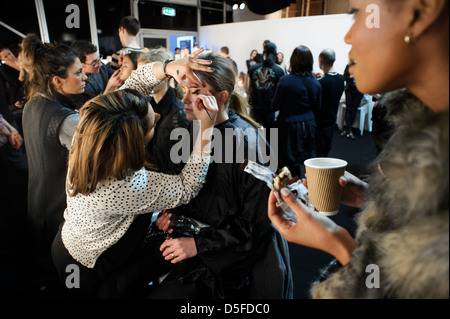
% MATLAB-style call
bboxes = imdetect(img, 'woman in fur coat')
[268,0,448,298]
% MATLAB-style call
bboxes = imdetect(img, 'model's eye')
[193,89,200,95]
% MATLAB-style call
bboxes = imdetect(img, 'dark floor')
[0,128,378,300]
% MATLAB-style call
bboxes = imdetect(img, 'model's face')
[83,51,102,74]
[57,58,87,96]
[120,55,135,82]
[181,82,215,122]
[345,0,412,94]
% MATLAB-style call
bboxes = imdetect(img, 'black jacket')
[147,87,190,174]
[174,111,293,298]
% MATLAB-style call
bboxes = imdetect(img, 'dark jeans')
[316,125,335,157]
[344,90,364,132]
[51,214,173,298]
[277,119,317,178]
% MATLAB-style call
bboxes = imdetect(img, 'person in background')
[0,109,22,150]
[20,34,87,251]
[268,0,448,299]
[370,93,394,155]
[0,44,24,108]
[316,48,345,157]
[271,45,322,178]
[237,71,247,99]
[0,44,26,134]
[110,16,144,70]
[246,42,285,136]
[277,52,287,73]
[180,47,190,58]
[253,40,271,65]
[174,47,181,60]
[219,46,238,74]
[341,63,364,140]
[137,48,191,175]
[70,40,123,109]
[119,51,140,83]
[246,49,258,71]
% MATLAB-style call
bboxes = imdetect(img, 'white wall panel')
[198,14,354,76]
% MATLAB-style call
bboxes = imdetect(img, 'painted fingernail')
[281,188,290,197]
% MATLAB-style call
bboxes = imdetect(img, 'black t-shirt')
[317,72,345,128]
[248,62,286,112]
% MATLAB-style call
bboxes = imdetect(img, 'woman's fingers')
[267,191,291,229]
[160,239,183,264]
[197,93,217,112]
[279,188,308,219]
[189,47,205,58]
[186,71,205,89]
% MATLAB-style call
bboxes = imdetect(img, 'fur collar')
[359,89,449,233]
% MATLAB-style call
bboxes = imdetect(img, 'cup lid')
[304,157,348,169]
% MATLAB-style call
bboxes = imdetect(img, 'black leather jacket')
[147,87,190,174]
[172,111,292,298]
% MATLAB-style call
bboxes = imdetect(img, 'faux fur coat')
[311,89,449,299]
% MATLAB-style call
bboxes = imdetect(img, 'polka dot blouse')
[62,63,209,269]
[62,154,209,268]
[119,62,162,97]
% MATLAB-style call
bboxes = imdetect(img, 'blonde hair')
[68,89,152,196]
[196,53,260,129]
[138,48,184,100]
[138,47,172,65]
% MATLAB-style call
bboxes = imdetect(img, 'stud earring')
[404,34,413,44]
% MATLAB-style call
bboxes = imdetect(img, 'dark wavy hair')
[20,33,79,100]
[289,45,314,77]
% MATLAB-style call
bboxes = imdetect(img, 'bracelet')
[162,59,174,79]
[318,259,343,283]
[193,148,212,154]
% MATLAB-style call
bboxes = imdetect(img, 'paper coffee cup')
[304,158,347,216]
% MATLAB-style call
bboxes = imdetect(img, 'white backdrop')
[198,13,354,76]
